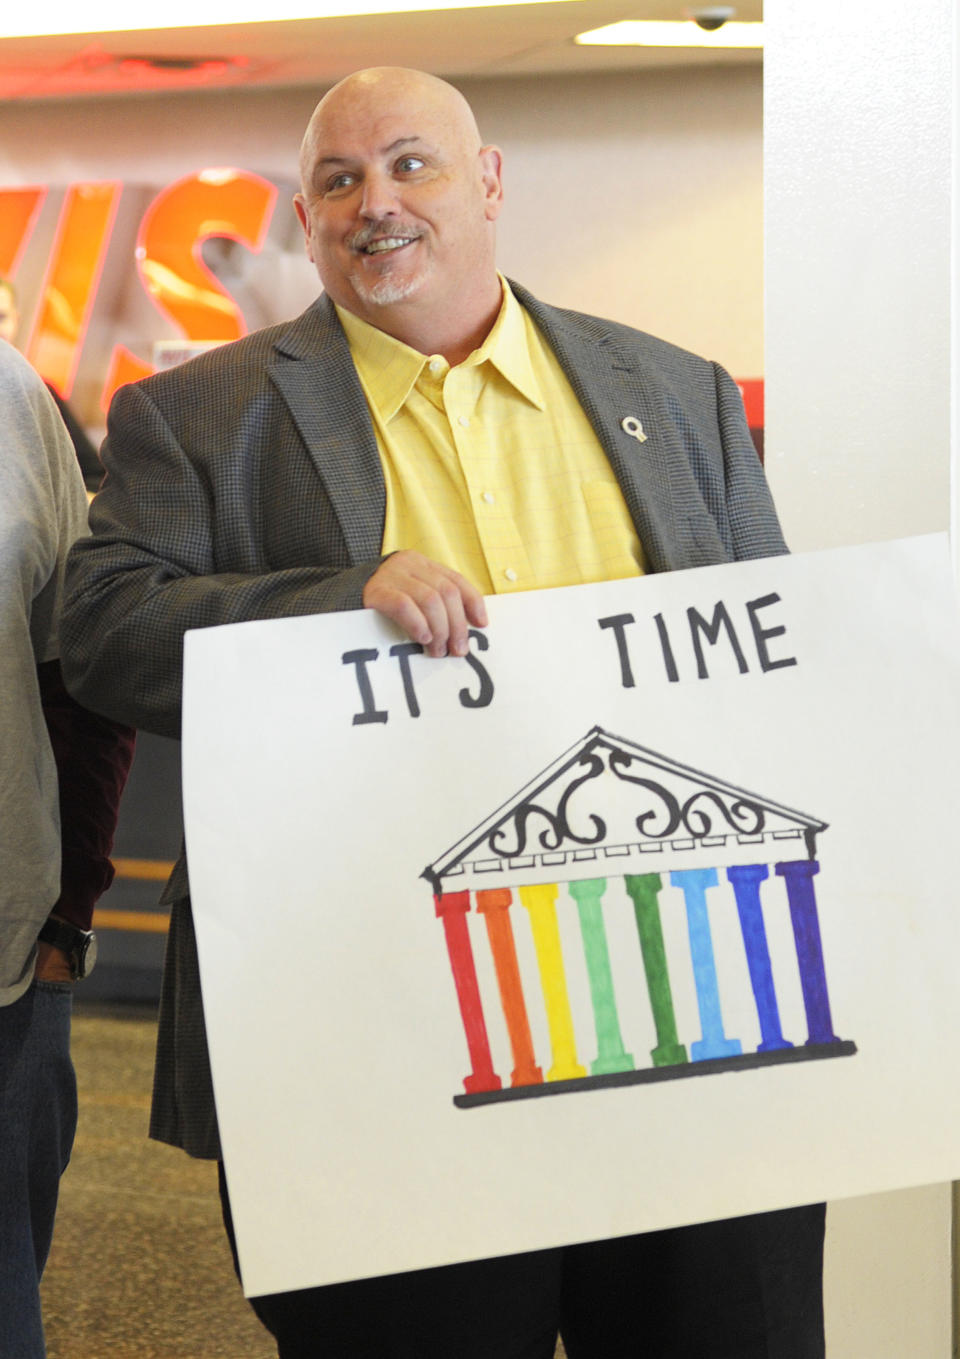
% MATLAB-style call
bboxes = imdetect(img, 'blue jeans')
[0,982,77,1359]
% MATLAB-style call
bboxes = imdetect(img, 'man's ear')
[479,146,505,221]
[293,195,316,263]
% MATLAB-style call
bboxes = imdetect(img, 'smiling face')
[294,68,504,360]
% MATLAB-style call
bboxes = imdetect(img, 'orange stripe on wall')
[112,857,175,881]
[94,908,170,934]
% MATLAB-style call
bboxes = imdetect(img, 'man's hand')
[362,551,488,659]
[35,941,73,983]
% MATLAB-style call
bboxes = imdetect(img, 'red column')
[434,891,502,1095]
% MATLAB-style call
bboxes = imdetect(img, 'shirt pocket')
[581,480,647,580]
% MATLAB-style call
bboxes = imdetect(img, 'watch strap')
[38,918,95,979]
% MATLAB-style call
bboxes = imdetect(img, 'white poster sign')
[182,534,960,1298]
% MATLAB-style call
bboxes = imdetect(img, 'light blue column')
[726,864,793,1052]
[670,868,742,1061]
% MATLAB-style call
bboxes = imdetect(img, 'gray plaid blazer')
[62,282,786,1159]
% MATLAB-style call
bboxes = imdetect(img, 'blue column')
[726,864,792,1052]
[776,859,838,1045]
[670,868,742,1061]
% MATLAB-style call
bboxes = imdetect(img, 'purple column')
[775,859,838,1045]
[726,864,792,1052]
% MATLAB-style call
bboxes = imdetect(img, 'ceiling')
[0,0,760,100]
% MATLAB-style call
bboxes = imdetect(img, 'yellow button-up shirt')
[336,280,645,594]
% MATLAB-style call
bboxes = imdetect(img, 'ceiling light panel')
[575,20,763,47]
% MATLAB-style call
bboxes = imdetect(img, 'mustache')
[347,221,420,251]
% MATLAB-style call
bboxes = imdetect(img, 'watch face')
[76,931,97,980]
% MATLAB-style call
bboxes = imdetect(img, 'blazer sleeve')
[711,361,787,563]
[60,380,383,739]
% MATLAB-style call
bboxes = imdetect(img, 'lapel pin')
[621,415,648,443]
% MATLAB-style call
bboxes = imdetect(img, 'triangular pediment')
[423,726,826,893]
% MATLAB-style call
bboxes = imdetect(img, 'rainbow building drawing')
[422,727,856,1108]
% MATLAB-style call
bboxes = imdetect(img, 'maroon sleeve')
[37,658,136,931]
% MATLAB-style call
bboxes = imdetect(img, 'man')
[61,67,823,1359]
[0,341,133,1359]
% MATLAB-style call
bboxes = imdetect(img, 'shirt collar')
[335,303,426,425]
[472,276,545,411]
[335,276,546,425]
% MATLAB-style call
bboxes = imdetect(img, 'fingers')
[362,551,488,658]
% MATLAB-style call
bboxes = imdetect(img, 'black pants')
[219,1166,825,1359]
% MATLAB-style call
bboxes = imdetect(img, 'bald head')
[292,66,505,362]
[299,68,484,197]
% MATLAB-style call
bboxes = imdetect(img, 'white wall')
[465,70,763,377]
[765,1,956,1354]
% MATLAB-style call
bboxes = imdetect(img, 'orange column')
[476,889,543,1088]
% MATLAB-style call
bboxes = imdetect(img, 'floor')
[40,1005,567,1359]
[40,1005,275,1359]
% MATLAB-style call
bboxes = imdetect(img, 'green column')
[568,878,635,1076]
[624,873,688,1067]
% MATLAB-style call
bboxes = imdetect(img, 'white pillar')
[764,1,956,1354]
[953,0,960,587]
[765,0,952,552]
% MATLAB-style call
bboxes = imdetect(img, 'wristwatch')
[38,918,98,980]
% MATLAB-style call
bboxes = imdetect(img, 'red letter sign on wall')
[0,186,47,277]
[25,182,123,400]
[102,167,277,409]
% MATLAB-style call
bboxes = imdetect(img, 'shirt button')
[457,415,470,428]
[482,491,495,505]
[504,567,518,582]
[428,357,444,375]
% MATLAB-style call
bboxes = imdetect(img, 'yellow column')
[519,883,587,1082]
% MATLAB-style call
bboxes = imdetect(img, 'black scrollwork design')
[487,752,607,858]
[483,743,768,858]
[608,749,765,842]
[681,791,765,837]
[607,749,682,838]
[488,803,561,858]
[550,753,607,848]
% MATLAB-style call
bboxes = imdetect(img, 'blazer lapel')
[267,296,386,565]
[510,282,725,574]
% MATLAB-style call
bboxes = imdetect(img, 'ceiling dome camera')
[688,6,736,30]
